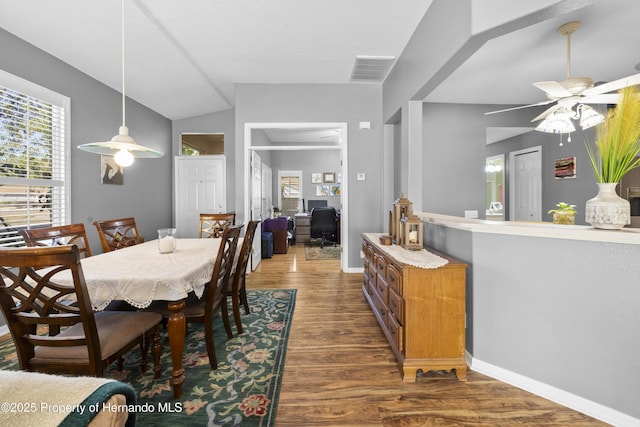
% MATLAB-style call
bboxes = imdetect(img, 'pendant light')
[77,0,162,166]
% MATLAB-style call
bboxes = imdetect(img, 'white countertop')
[416,212,640,245]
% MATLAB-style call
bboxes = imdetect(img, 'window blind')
[280,175,301,214]
[0,76,69,248]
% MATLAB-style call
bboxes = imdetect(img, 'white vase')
[585,183,630,229]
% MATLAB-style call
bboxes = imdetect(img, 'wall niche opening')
[181,133,224,156]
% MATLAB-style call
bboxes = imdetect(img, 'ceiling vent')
[350,55,396,82]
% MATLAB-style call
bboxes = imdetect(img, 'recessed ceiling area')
[0,0,433,120]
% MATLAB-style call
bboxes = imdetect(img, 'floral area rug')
[304,245,341,260]
[0,289,296,427]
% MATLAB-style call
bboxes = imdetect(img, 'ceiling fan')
[486,21,640,130]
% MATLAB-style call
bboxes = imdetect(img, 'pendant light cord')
[121,0,126,128]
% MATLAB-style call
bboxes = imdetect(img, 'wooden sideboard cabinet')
[362,233,468,381]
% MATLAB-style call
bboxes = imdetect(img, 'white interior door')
[510,147,541,222]
[262,164,272,219]
[175,156,226,238]
[251,151,262,270]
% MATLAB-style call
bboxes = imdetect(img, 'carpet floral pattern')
[0,289,296,427]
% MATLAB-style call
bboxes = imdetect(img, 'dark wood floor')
[248,245,608,427]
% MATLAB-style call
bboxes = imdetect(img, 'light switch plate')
[357,173,366,181]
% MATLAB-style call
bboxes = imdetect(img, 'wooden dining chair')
[0,245,163,378]
[198,213,236,238]
[227,220,259,334]
[145,224,242,369]
[19,223,93,259]
[92,217,144,252]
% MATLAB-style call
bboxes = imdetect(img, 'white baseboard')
[343,267,364,274]
[469,356,640,427]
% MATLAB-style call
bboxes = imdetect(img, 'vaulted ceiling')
[2,0,639,128]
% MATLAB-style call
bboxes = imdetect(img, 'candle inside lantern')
[409,230,418,243]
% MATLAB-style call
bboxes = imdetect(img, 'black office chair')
[310,207,337,248]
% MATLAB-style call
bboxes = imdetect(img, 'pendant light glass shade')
[77,0,162,166]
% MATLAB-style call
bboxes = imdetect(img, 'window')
[0,70,70,247]
[279,171,302,217]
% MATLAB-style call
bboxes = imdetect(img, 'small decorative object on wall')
[323,172,336,183]
[316,185,330,196]
[554,157,576,179]
[337,173,342,183]
[100,155,124,185]
[311,173,322,184]
[330,184,341,196]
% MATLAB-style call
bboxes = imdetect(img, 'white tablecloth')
[63,238,221,310]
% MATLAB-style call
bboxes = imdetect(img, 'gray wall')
[421,99,603,224]
[0,27,172,328]
[425,221,640,422]
[269,150,341,213]
[0,27,172,253]
[172,108,236,213]
[487,125,600,224]
[234,83,384,269]
[422,103,487,217]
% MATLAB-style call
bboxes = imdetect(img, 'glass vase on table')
[158,228,177,253]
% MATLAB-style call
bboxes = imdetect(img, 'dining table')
[54,237,222,399]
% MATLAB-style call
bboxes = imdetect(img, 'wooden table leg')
[167,300,186,399]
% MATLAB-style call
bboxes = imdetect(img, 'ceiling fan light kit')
[486,20,640,137]
[77,0,162,167]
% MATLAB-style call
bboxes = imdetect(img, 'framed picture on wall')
[554,157,576,179]
[311,173,322,183]
[330,184,341,196]
[316,185,330,196]
[323,172,336,183]
[100,155,124,185]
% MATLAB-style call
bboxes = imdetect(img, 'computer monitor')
[307,199,328,212]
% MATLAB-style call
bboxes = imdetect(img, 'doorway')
[244,122,348,271]
[509,146,542,222]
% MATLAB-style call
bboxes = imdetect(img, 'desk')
[55,238,220,398]
[295,212,340,245]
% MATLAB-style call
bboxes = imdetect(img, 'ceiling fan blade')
[581,94,621,104]
[532,81,572,98]
[485,99,555,116]
[582,73,640,97]
[531,104,563,122]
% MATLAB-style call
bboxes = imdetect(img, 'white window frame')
[277,170,302,216]
[0,70,71,246]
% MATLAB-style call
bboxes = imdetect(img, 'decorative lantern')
[400,214,423,251]
[392,193,413,244]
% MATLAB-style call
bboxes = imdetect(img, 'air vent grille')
[350,55,396,82]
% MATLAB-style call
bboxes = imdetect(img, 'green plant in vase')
[584,86,640,229]
[547,202,577,225]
